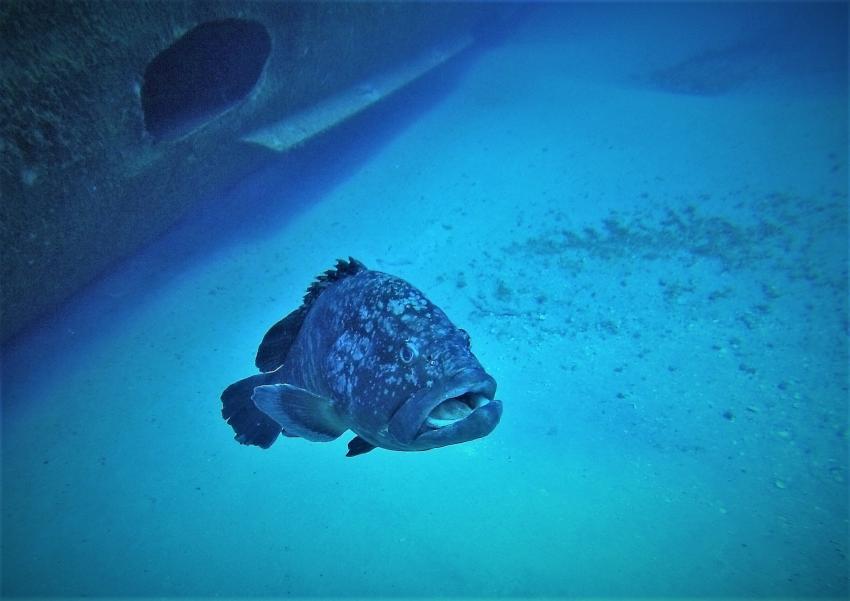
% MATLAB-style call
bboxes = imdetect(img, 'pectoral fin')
[252,384,347,442]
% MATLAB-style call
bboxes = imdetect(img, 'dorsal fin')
[255,305,309,371]
[255,257,366,371]
[302,257,367,306]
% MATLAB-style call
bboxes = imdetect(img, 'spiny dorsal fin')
[303,257,366,306]
[255,257,366,371]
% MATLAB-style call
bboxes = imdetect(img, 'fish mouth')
[388,368,502,449]
[421,379,497,431]
[411,372,502,448]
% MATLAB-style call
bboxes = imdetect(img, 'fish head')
[383,327,502,452]
[325,273,502,451]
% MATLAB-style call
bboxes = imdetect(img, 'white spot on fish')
[388,299,406,316]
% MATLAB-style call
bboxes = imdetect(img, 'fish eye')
[399,341,417,363]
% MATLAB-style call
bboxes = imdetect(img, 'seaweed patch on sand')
[466,191,847,345]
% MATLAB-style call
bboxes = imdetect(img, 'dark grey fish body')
[221,258,502,456]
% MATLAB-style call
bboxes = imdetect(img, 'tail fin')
[221,372,282,448]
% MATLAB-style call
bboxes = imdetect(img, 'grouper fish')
[221,258,502,456]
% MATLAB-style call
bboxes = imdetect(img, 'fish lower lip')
[416,398,503,446]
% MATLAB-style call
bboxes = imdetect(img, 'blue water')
[2,3,848,597]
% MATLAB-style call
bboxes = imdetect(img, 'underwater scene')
[1,2,848,598]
